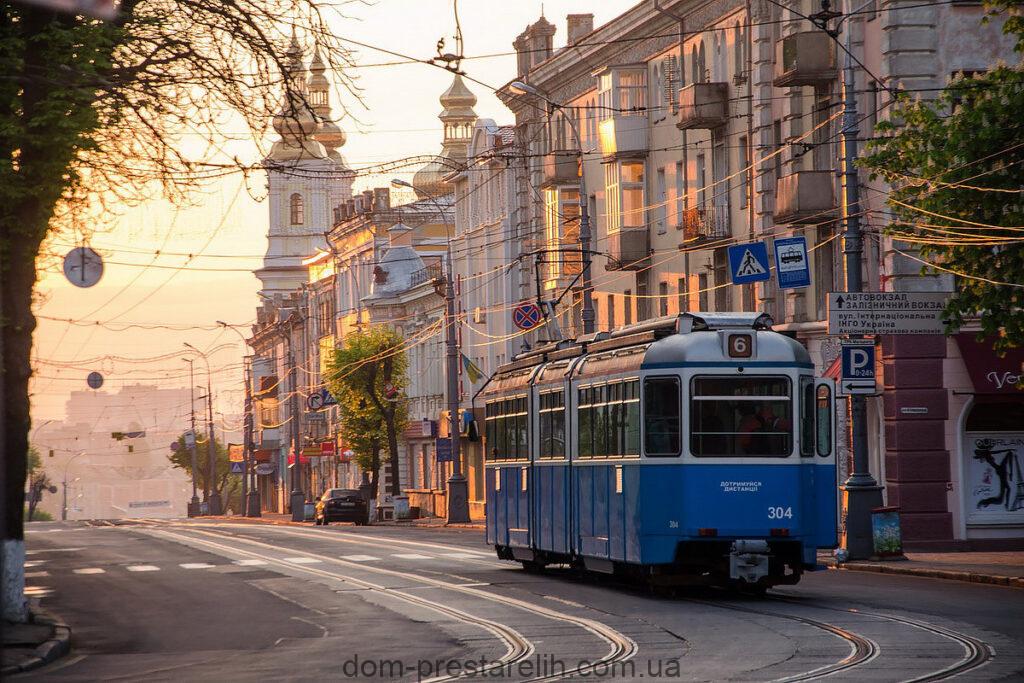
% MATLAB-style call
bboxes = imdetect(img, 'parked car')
[314,488,369,526]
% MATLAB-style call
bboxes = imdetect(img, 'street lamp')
[217,321,261,518]
[181,357,202,516]
[391,178,471,524]
[508,80,595,335]
[62,452,86,521]
[184,342,222,515]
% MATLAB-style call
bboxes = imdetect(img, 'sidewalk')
[821,550,1024,588]
[2,609,71,676]
[210,512,485,530]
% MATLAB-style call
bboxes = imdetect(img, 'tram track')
[140,524,638,681]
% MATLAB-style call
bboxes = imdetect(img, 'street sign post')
[838,342,878,396]
[306,388,338,411]
[773,236,810,289]
[435,437,453,462]
[229,461,245,474]
[727,241,771,285]
[63,247,104,288]
[828,292,947,335]
[512,302,543,331]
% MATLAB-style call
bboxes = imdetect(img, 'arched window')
[690,46,699,85]
[289,193,304,225]
[698,40,707,83]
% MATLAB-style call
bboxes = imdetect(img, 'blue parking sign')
[727,241,771,285]
[773,236,810,289]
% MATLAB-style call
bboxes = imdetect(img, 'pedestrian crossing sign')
[727,241,771,285]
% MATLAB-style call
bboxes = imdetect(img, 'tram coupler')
[729,539,771,584]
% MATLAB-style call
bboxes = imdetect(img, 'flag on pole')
[462,354,484,384]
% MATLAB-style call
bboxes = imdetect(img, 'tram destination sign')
[828,292,948,335]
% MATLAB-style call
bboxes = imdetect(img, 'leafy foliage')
[860,65,1024,351]
[26,446,53,522]
[325,327,409,497]
[167,432,241,512]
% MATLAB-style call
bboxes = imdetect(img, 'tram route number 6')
[767,506,793,519]
[727,333,753,358]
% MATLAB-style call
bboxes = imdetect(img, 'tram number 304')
[767,506,793,519]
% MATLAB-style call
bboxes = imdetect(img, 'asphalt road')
[20,519,1024,682]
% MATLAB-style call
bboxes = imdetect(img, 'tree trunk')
[369,441,381,504]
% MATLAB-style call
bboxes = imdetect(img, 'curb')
[207,516,485,531]
[1,610,71,676]
[824,559,1024,588]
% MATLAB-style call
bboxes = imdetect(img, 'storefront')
[953,334,1024,541]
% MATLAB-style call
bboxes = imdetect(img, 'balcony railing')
[677,83,729,130]
[773,32,838,87]
[606,229,649,270]
[681,205,730,242]
[410,261,443,287]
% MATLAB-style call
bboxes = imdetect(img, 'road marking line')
[73,568,105,574]
[392,553,432,560]
[283,557,322,564]
[179,562,216,569]
[27,548,85,555]
[344,555,380,562]
[126,565,160,572]
[233,559,268,566]
[25,560,47,567]
[441,552,483,559]
[26,571,50,578]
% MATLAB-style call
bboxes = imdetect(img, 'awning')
[954,332,1024,395]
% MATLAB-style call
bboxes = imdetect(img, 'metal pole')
[288,323,305,521]
[185,359,200,516]
[444,250,470,523]
[562,110,593,335]
[205,357,222,515]
[839,21,882,559]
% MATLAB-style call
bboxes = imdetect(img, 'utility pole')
[183,358,200,516]
[204,364,222,516]
[288,319,305,521]
[838,11,882,559]
[217,321,261,517]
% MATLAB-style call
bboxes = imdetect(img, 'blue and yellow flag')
[462,354,484,383]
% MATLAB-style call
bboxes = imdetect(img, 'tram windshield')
[690,376,793,457]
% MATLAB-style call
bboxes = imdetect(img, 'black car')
[314,488,369,526]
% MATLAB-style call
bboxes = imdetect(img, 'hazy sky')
[31,0,635,423]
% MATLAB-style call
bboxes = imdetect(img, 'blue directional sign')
[840,342,877,395]
[435,437,453,462]
[727,241,771,285]
[512,302,543,331]
[773,236,811,289]
[229,461,245,474]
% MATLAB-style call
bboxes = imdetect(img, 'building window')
[289,193,304,225]
[773,119,784,186]
[696,153,707,206]
[604,161,645,234]
[637,276,651,321]
[714,249,729,311]
[677,277,688,313]
[698,273,709,311]
[739,135,750,209]
[815,224,837,321]
[655,167,667,235]
[624,289,633,325]
[607,294,616,330]
[658,281,669,316]
[543,187,582,281]
[675,161,685,227]
[598,68,647,116]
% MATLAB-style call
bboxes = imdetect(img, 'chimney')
[361,189,374,213]
[514,16,556,76]
[388,223,413,247]
[567,14,594,46]
[514,30,531,77]
[373,187,390,211]
[333,206,341,224]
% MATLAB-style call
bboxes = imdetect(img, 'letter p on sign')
[841,343,875,381]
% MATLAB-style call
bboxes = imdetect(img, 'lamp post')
[218,321,261,517]
[390,178,470,524]
[62,451,86,521]
[508,80,594,335]
[184,342,222,515]
[181,358,202,516]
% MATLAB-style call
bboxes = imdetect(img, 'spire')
[268,34,328,163]
[412,73,478,199]
[306,47,348,165]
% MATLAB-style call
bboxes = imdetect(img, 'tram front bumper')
[728,539,771,584]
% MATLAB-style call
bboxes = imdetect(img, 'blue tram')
[482,312,837,589]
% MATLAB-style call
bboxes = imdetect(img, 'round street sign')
[512,302,543,331]
[62,247,104,288]
[87,371,104,389]
[170,441,180,452]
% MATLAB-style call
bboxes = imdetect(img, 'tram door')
[813,378,838,548]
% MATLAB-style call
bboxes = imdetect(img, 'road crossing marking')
[441,552,482,559]
[73,568,105,574]
[25,560,47,567]
[26,571,50,578]
[233,559,268,566]
[392,553,432,560]
[343,555,380,562]
[179,562,215,569]
[126,565,160,572]
[283,556,322,564]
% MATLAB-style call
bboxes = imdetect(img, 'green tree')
[26,446,54,522]
[860,4,1024,351]
[325,327,409,501]
[167,433,241,513]
[0,1,356,620]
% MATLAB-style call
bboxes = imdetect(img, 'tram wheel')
[520,560,545,574]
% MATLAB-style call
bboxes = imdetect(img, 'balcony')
[257,428,280,451]
[410,261,443,287]
[542,150,579,187]
[774,170,836,224]
[598,114,648,159]
[677,83,729,130]
[681,205,731,242]
[773,32,837,87]
[606,229,649,270]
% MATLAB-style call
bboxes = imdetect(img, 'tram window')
[644,377,681,456]
[800,378,815,457]
[690,376,792,457]
[816,384,833,457]
[579,387,593,457]
[625,381,641,455]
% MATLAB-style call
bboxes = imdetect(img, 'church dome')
[411,154,452,199]
[439,74,478,118]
